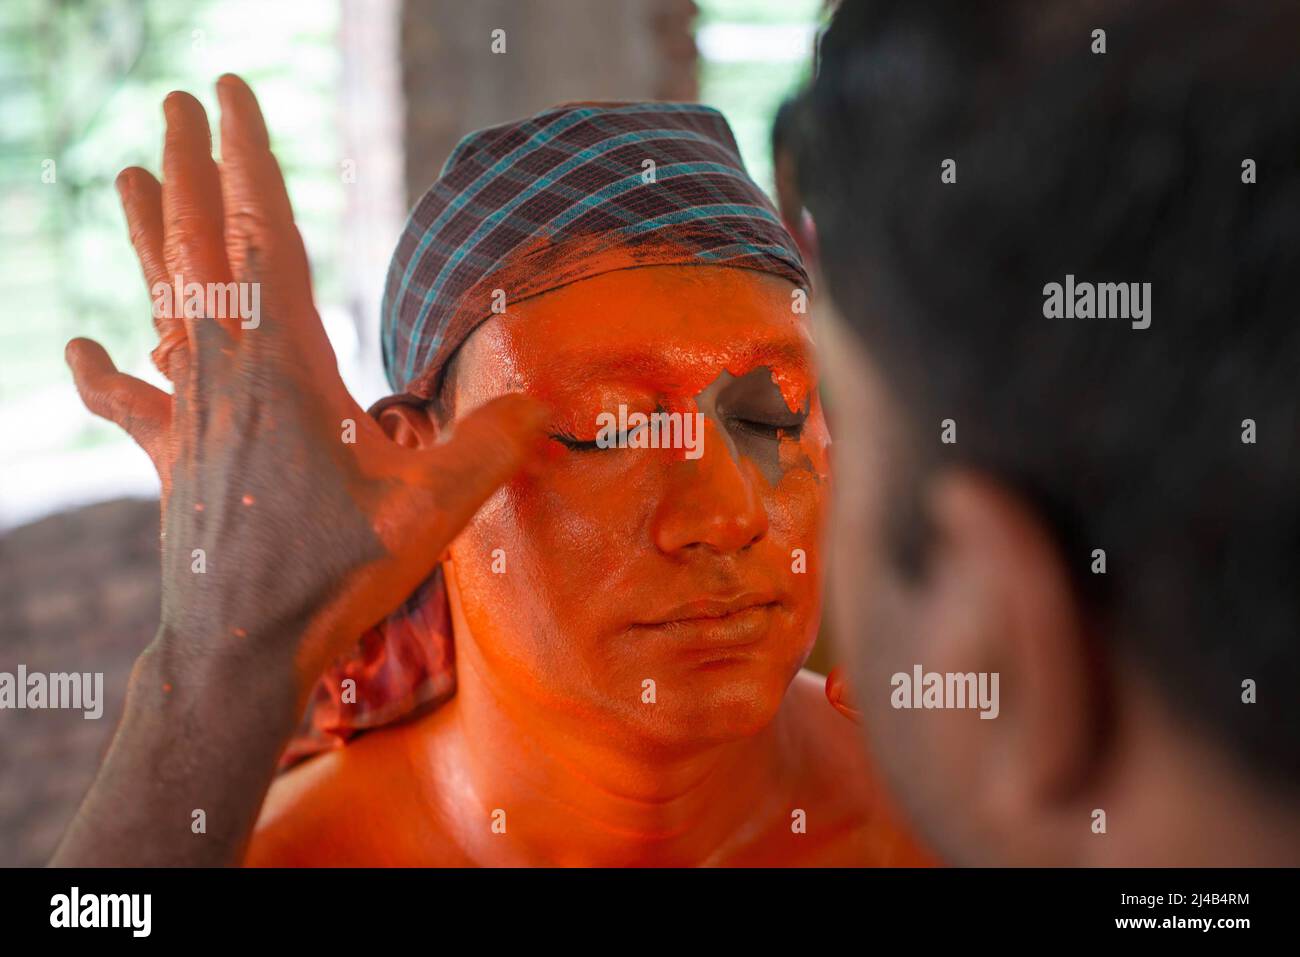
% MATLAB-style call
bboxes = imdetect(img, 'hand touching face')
[438,265,829,749]
[67,75,552,708]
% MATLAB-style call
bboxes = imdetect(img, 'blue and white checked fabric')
[380,101,809,397]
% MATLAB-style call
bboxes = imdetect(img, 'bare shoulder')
[781,668,878,791]
[245,717,454,867]
[775,669,937,866]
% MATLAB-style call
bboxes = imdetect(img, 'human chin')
[469,540,820,750]
[612,595,815,747]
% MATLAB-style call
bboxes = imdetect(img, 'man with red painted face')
[51,76,929,867]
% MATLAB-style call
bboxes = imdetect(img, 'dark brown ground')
[0,498,161,867]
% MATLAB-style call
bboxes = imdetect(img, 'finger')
[65,338,171,469]
[406,394,552,548]
[117,167,168,295]
[825,666,862,723]
[161,92,236,338]
[115,167,189,383]
[215,74,314,316]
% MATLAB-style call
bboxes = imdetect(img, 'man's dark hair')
[792,0,1299,791]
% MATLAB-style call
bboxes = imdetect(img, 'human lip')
[639,593,780,626]
[630,594,781,647]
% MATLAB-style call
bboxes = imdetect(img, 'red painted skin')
[249,266,931,866]
[62,74,932,866]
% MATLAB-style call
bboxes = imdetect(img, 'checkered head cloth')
[381,101,810,397]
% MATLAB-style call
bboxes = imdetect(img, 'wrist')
[130,626,304,740]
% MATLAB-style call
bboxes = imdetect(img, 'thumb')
[400,393,551,550]
[826,665,863,723]
[65,337,171,469]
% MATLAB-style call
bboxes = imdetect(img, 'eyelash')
[730,417,805,440]
[551,432,603,452]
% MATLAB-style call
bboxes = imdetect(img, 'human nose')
[651,418,769,556]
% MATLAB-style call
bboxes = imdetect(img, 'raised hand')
[49,74,548,868]
[53,77,549,866]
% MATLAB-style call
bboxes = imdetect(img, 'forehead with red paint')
[450,265,815,416]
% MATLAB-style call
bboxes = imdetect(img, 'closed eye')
[552,418,651,452]
[551,430,643,452]
[729,417,805,440]
[551,432,604,452]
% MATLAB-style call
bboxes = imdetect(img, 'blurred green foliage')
[696,0,824,195]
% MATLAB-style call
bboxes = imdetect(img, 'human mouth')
[630,594,780,649]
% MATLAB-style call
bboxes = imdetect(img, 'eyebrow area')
[543,336,813,391]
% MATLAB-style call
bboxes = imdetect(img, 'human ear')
[369,395,441,451]
[921,470,1101,861]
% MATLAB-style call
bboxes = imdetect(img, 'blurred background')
[0,0,826,865]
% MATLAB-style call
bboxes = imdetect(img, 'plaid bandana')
[381,101,809,397]
[283,103,808,769]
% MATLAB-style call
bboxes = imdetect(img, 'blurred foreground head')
[793,0,1300,864]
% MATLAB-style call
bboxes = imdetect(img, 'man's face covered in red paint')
[441,264,828,749]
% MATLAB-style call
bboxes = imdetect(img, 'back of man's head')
[794,0,1300,861]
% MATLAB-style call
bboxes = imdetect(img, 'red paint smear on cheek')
[761,360,814,418]
[787,411,830,479]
